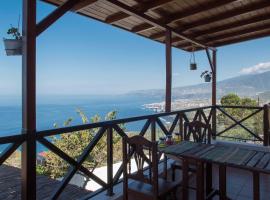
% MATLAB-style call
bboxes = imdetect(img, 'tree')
[39,109,123,182]
[217,93,262,142]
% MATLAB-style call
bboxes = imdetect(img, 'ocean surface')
[0,95,162,152]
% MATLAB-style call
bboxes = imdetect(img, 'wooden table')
[159,141,270,200]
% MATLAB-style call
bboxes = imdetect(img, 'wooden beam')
[166,0,236,24]
[150,0,270,40]
[190,12,270,39]
[179,22,270,49]
[207,23,270,42]
[36,0,82,36]
[105,0,174,24]
[212,50,217,138]
[22,0,37,200]
[211,29,270,47]
[104,0,213,50]
[205,49,214,73]
[131,23,153,33]
[181,29,270,51]
[73,0,98,12]
[165,29,172,113]
[178,0,270,32]
[179,28,270,51]
[137,0,236,33]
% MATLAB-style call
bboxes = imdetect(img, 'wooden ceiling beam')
[37,0,83,36]
[179,26,270,50]
[177,0,270,32]
[150,0,270,41]
[105,0,174,24]
[131,23,153,33]
[72,0,98,12]
[179,21,270,48]
[211,29,270,47]
[104,0,214,50]
[132,0,237,37]
[190,12,270,38]
[204,23,270,44]
[163,0,236,24]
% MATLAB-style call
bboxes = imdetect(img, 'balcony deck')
[0,165,91,200]
[90,164,270,200]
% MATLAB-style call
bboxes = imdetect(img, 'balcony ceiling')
[42,0,270,51]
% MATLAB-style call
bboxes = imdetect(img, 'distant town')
[144,98,214,112]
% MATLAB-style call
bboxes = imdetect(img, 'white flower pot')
[3,38,22,56]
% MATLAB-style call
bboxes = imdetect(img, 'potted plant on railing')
[200,70,212,82]
[3,25,22,56]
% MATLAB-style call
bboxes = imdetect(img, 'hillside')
[129,71,270,100]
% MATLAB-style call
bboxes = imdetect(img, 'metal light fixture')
[189,46,197,70]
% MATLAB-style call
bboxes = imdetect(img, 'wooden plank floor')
[0,165,91,200]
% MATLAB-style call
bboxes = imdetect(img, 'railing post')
[151,118,156,142]
[22,1,37,200]
[106,127,114,196]
[179,114,183,138]
[263,104,270,146]
[212,106,217,140]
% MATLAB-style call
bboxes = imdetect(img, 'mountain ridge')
[128,71,270,100]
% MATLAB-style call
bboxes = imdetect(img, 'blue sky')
[1,0,270,96]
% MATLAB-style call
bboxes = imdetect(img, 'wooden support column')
[263,104,270,146]
[22,0,37,200]
[165,29,172,112]
[212,50,217,138]
[106,127,114,196]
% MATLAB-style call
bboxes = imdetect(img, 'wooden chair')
[123,135,181,200]
[171,121,212,181]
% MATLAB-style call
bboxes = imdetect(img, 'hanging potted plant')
[3,25,22,56]
[200,70,212,82]
[189,47,197,70]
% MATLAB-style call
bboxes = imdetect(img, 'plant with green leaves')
[39,110,124,181]
[217,94,262,142]
[7,26,22,40]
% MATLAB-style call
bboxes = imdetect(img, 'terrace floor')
[0,165,91,200]
[90,164,270,200]
[1,150,270,200]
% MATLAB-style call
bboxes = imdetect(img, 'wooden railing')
[0,104,269,199]
[215,105,269,144]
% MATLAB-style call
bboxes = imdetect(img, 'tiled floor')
[91,164,270,200]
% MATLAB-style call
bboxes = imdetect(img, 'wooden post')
[106,127,114,196]
[22,0,37,199]
[151,118,156,142]
[263,104,270,146]
[212,50,217,138]
[165,29,172,113]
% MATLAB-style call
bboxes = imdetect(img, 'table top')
[159,141,270,174]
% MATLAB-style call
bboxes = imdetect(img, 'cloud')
[240,62,270,74]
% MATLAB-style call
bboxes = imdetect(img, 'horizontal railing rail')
[0,104,269,200]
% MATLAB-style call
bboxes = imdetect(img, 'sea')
[0,95,163,152]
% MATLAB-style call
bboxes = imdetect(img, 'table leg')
[182,158,189,200]
[163,155,167,180]
[196,161,204,200]
[206,163,213,196]
[219,164,227,200]
[253,171,260,200]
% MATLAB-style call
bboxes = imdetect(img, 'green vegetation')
[38,110,123,179]
[217,93,262,142]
